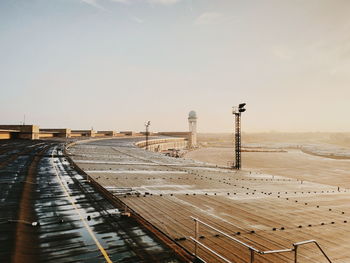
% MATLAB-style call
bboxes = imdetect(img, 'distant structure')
[232,103,246,169]
[144,121,151,150]
[188,111,197,148]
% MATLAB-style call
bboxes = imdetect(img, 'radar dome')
[188,111,197,119]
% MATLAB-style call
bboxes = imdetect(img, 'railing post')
[314,242,332,263]
[195,219,199,256]
[294,245,298,263]
[250,248,254,263]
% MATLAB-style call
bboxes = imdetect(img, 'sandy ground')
[185,147,350,189]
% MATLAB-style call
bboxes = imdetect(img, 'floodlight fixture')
[239,103,246,108]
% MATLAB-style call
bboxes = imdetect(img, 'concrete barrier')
[40,128,71,138]
[0,125,40,140]
[120,131,136,136]
[96,131,117,137]
[0,124,190,143]
[135,137,188,152]
[71,130,96,137]
[0,130,16,139]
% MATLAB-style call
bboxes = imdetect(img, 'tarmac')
[70,137,350,263]
[0,139,185,263]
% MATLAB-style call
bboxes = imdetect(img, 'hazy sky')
[1,0,350,132]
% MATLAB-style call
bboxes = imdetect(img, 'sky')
[1,0,350,133]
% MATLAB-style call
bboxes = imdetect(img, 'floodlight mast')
[145,121,151,150]
[232,103,246,169]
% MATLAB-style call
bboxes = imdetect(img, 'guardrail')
[135,137,187,152]
[190,217,332,263]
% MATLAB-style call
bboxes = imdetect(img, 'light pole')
[232,103,246,169]
[145,121,151,150]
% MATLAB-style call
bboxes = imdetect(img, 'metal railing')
[190,217,332,263]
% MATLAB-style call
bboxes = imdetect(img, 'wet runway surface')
[0,140,184,263]
[71,138,350,263]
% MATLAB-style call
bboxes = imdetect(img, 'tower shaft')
[234,113,241,169]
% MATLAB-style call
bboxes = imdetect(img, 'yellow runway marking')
[51,148,113,263]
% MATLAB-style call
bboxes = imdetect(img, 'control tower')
[188,111,197,148]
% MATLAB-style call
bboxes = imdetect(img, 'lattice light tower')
[188,111,197,148]
[232,103,246,169]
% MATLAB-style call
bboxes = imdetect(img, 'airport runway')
[70,138,350,263]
